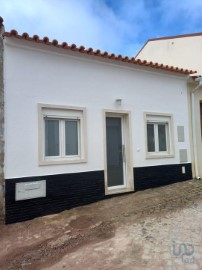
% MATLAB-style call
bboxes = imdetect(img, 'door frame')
[103,110,134,195]
[106,115,126,191]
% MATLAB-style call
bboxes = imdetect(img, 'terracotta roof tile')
[3,30,196,75]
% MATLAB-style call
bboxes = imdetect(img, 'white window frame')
[38,104,87,165]
[144,112,175,159]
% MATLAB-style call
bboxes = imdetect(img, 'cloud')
[0,0,202,56]
[157,0,202,33]
[0,0,144,56]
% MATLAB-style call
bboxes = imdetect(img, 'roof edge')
[3,30,196,76]
[134,40,149,59]
[148,32,202,42]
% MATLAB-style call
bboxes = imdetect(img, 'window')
[45,119,79,157]
[145,113,174,158]
[38,104,87,165]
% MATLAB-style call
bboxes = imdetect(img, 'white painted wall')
[4,38,191,179]
[137,35,202,178]
[137,36,202,76]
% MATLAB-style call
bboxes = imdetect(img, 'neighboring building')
[136,33,202,180]
[135,33,202,76]
[0,18,195,223]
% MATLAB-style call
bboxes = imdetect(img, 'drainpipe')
[191,77,202,180]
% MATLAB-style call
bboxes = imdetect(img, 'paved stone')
[46,180,202,270]
[0,179,201,269]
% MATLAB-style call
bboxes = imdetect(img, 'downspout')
[191,77,202,180]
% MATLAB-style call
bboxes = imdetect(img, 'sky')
[0,0,202,57]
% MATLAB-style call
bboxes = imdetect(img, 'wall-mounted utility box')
[15,180,46,201]
[177,126,185,142]
[179,149,188,163]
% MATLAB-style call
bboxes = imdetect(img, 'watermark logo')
[173,241,195,264]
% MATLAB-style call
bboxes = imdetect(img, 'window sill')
[105,186,134,196]
[146,154,174,159]
[39,157,87,166]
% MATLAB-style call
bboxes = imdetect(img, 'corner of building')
[0,17,5,221]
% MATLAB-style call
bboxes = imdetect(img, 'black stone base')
[134,163,192,191]
[5,171,105,224]
[5,163,192,224]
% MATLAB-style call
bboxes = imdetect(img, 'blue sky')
[1,0,202,56]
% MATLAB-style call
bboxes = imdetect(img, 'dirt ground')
[0,179,202,270]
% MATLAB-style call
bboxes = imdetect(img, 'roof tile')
[3,30,196,75]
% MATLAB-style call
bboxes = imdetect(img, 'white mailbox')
[15,180,46,201]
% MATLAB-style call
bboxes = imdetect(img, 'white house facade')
[136,33,202,180]
[0,19,195,223]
